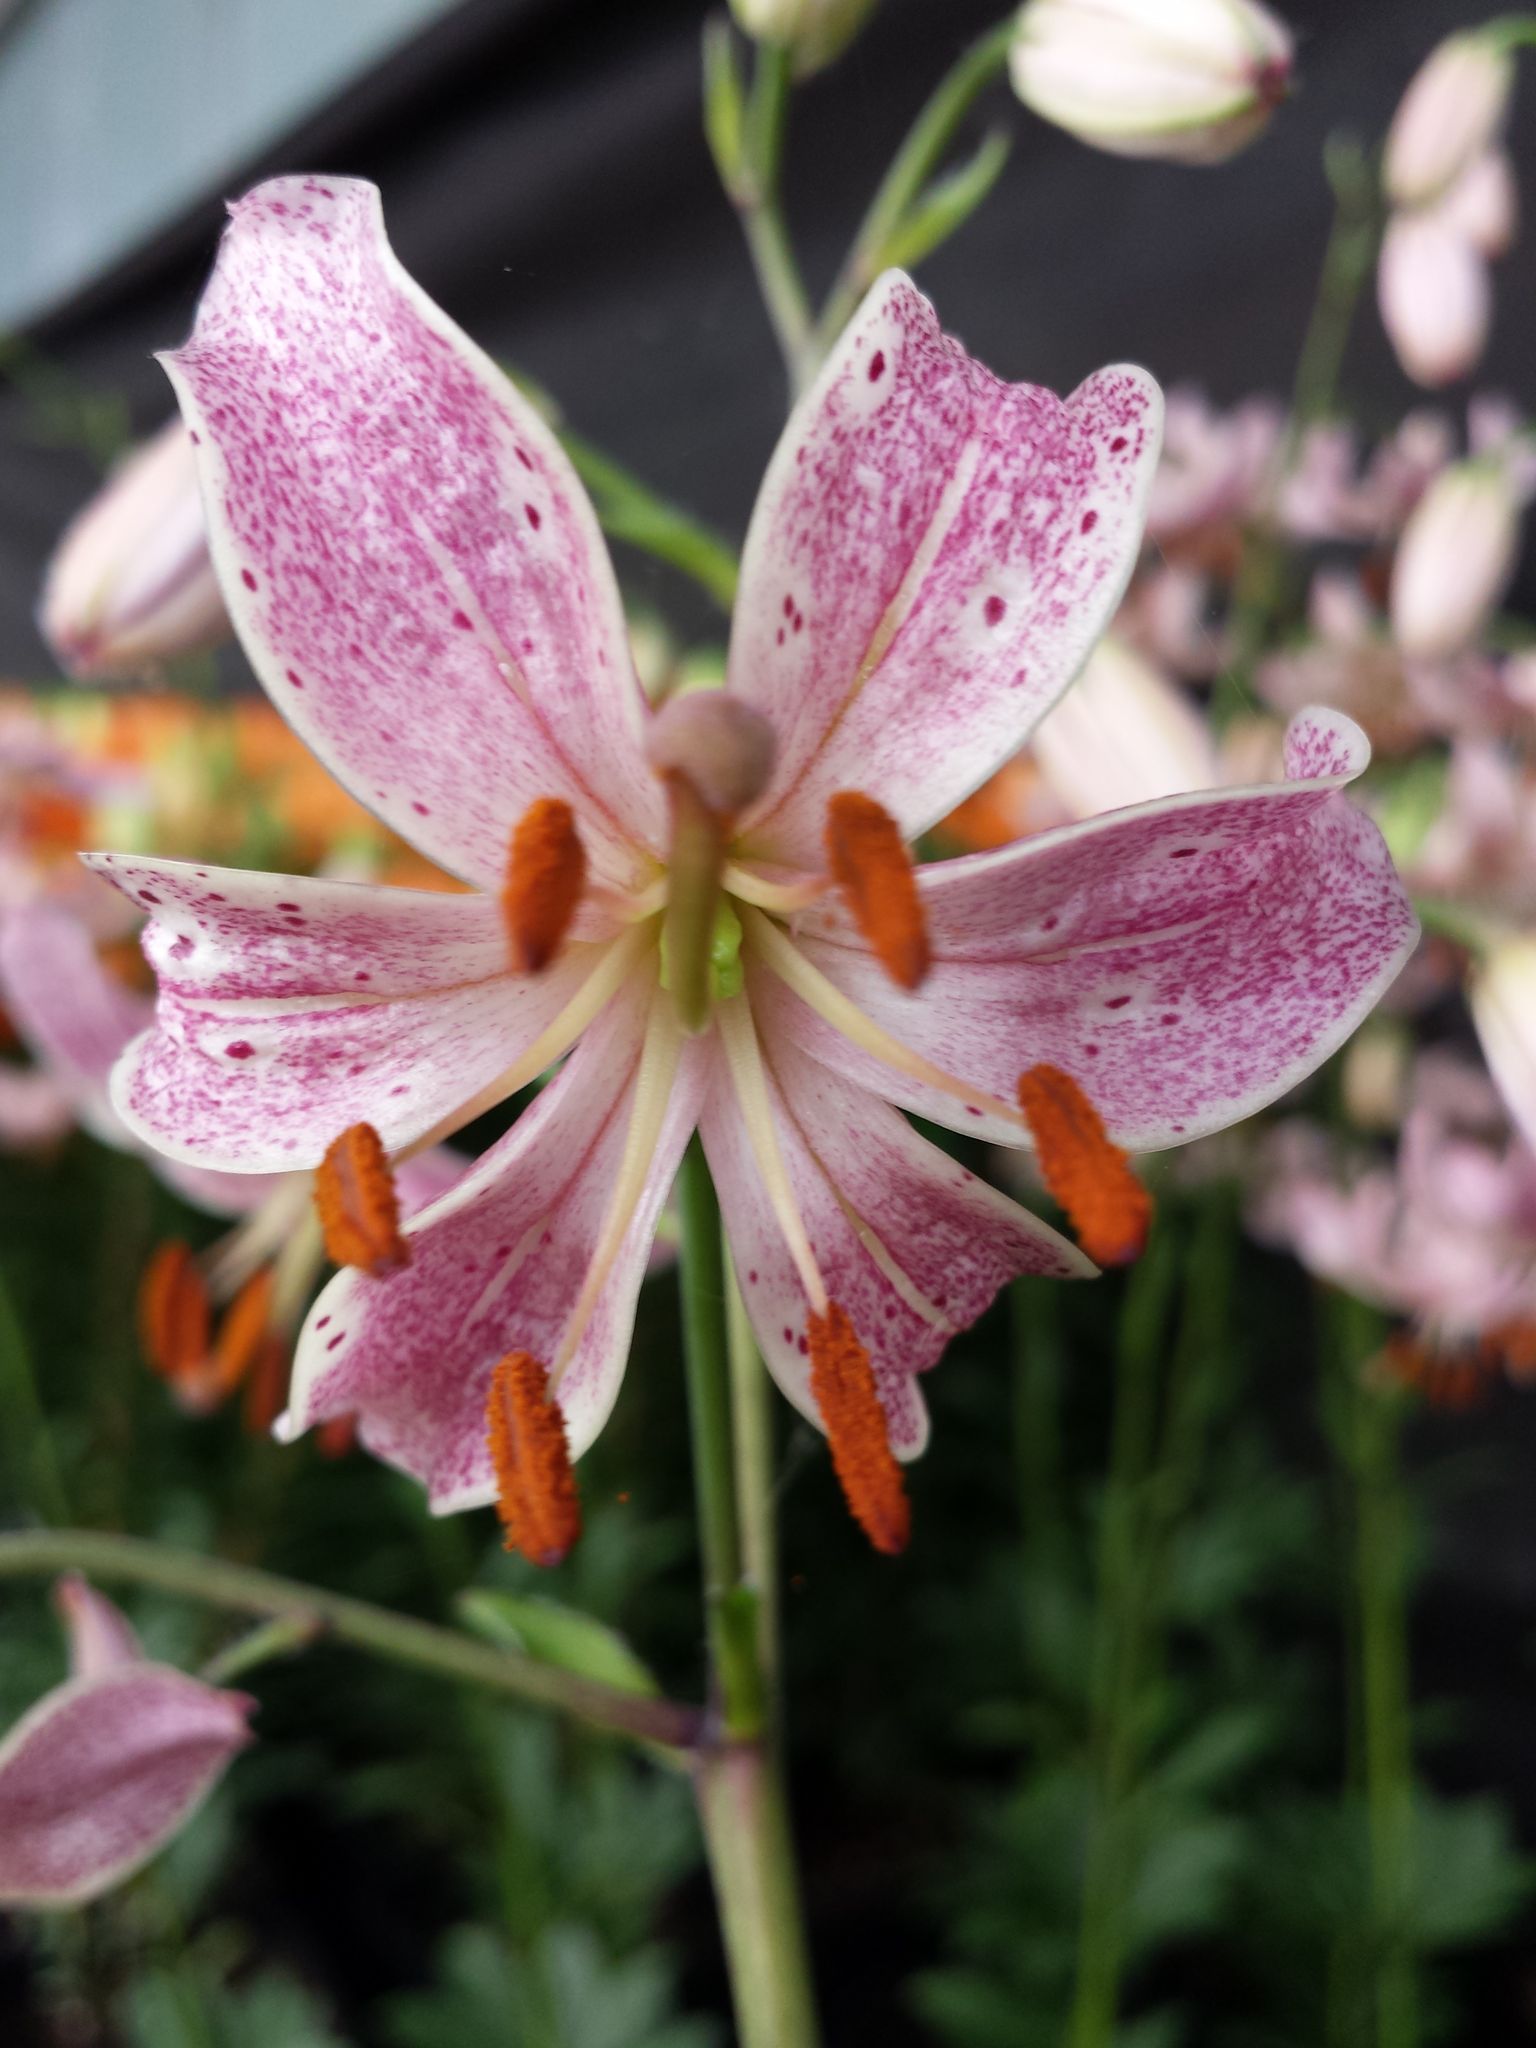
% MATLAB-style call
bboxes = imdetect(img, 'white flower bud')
[1390,458,1521,661]
[1376,208,1491,390]
[729,0,878,75]
[1008,0,1293,166]
[1384,30,1515,210]
[1471,936,1536,1156]
[39,419,228,682]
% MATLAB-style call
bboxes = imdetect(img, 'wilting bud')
[40,419,228,682]
[1008,0,1293,165]
[1390,458,1520,660]
[1470,936,1536,1156]
[1377,209,1492,389]
[728,0,878,75]
[1384,30,1515,209]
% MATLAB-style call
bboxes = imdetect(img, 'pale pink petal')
[54,1576,142,1681]
[284,985,707,1510]
[769,710,1418,1150]
[0,1666,252,1907]
[84,855,594,1172]
[396,1145,470,1214]
[0,1066,73,1150]
[160,177,661,887]
[0,903,154,1148]
[701,1031,1088,1459]
[729,271,1161,864]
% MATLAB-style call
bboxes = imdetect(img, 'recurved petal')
[729,271,1161,864]
[283,983,707,1511]
[160,176,661,887]
[701,1031,1088,1459]
[54,1576,143,1681]
[85,855,597,1172]
[0,1665,253,1907]
[771,709,1418,1151]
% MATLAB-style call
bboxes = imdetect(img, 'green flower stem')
[559,425,740,611]
[0,1528,700,1750]
[675,1139,821,2048]
[734,41,816,395]
[726,1244,780,1692]
[812,17,1015,366]
[1328,1293,1418,2048]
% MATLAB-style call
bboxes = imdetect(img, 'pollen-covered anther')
[486,1351,582,1567]
[1017,1064,1152,1267]
[502,796,586,972]
[824,791,930,991]
[315,1122,410,1276]
[138,1241,211,1383]
[807,1302,910,1556]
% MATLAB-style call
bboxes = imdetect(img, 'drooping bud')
[647,692,777,1034]
[502,797,586,973]
[314,1123,410,1276]
[138,1241,211,1382]
[824,791,930,990]
[1390,458,1520,660]
[806,1302,909,1555]
[1008,0,1293,166]
[1377,207,1492,390]
[39,418,229,682]
[728,0,879,77]
[1017,1063,1152,1267]
[485,1352,582,1567]
[1470,935,1536,1157]
[1384,30,1515,210]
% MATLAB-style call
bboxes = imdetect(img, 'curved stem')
[737,42,815,395]
[727,1246,779,1693]
[0,1527,700,1750]
[813,17,1015,366]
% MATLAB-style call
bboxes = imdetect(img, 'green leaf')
[879,128,1012,274]
[702,18,748,198]
[456,1590,660,1698]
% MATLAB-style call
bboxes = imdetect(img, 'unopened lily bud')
[39,419,229,682]
[729,0,878,75]
[1384,30,1514,210]
[1377,209,1491,389]
[1440,149,1519,260]
[645,690,777,818]
[1008,0,1293,166]
[1390,458,1520,660]
[1471,936,1536,1155]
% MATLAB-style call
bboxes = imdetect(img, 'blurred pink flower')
[1145,388,1282,546]
[39,419,230,683]
[1390,453,1524,659]
[0,1576,253,1908]
[1384,30,1515,210]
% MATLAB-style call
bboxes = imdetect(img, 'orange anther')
[138,1241,211,1381]
[241,1334,289,1437]
[502,796,586,973]
[1016,1064,1152,1268]
[316,1414,358,1460]
[486,1352,582,1567]
[207,1266,276,1401]
[315,1122,409,1276]
[824,791,930,991]
[806,1302,909,1556]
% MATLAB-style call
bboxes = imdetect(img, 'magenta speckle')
[1110,436,1127,452]
[525,503,541,530]
[276,901,301,912]
[285,668,304,689]
[984,595,1007,627]
[241,568,258,591]
[748,1270,758,1285]
[868,349,886,381]
[1105,995,1131,1010]
[1080,510,1098,534]
[327,1333,345,1353]
[451,609,472,631]
[412,801,429,816]
[316,1315,330,1331]
[138,890,160,906]
[225,1040,255,1061]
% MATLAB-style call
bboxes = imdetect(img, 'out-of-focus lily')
[0,1576,253,1908]
[39,419,230,683]
[1384,30,1515,210]
[728,0,877,74]
[95,178,1415,1556]
[1470,935,1536,1160]
[1391,455,1523,660]
[1009,0,1293,165]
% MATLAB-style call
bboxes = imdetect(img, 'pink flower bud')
[1439,148,1519,260]
[1384,31,1515,209]
[1390,458,1520,660]
[1008,0,1293,165]
[0,1580,253,1907]
[1377,209,1491,389]
[39,418,229,682]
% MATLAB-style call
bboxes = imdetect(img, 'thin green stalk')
[726,1246,779,1692]
[560,426,740,610]
[675,1140,820,2048]
[813,17,1015,364]
[0,1528,699,1749]
[0,1264,69,1524]
[736,41,816,394]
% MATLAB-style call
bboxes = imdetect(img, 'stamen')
[1016,1064,1152,1267]
[502,797,587,972]
[824,791,930,990]
[139,1241,210,1381]
[807,1302,909,1556]
[486,1351,582,1567]
[207,1268,277,1404]
[315,1123,410,1276]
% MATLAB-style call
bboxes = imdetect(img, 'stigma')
[485,1351,582,1567]
[1016,1064,1152,1267]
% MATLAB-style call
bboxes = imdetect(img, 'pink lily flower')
[91,179,1416,1552]
[0,1576,253,1907]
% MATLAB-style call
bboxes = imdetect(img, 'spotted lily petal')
[702,1028,1090,1457]
[284,984,708,1510]
[159,176,661,887]
[729,271,1162,864]
[768,710,1419,1150]
[85,856,599,1172]
[0,1664,253,1907]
